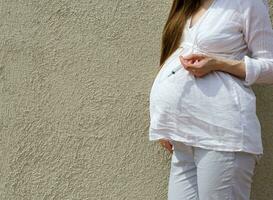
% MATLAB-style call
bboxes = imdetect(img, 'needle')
[167,65,182,77]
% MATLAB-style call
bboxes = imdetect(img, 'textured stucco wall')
[0,0,272,199]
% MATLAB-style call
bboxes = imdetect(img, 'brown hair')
[159,0,202,68]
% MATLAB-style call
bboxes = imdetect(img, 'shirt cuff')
[241,55,262,86]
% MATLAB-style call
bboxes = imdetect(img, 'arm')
[212,57,246,80]
[212,0,273,86]
[239,0,273,86]
[180,54,247,79]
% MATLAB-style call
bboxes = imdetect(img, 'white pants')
[168,140,262,200]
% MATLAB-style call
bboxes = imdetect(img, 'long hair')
[159,0,202,68]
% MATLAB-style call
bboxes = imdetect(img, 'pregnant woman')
[148,0,273,199]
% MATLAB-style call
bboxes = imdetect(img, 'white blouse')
[148,0,273,157]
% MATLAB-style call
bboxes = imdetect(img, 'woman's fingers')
[179,54,206,66]
[164,141,173,154]
[159,139,173,154]
[182,53,205,60]
[179,54,212,78]
[180,56,199,69]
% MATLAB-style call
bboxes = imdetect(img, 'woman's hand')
[158,139,173,154]
[179,53,247,80]
[179,53,217,77]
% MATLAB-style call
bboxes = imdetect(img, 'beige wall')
[0,0,272,199]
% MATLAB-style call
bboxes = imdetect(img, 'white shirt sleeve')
[241,0,273,86]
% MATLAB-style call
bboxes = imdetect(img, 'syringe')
[167,65,183,77]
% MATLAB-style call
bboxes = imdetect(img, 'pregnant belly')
[149,58,243,133]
